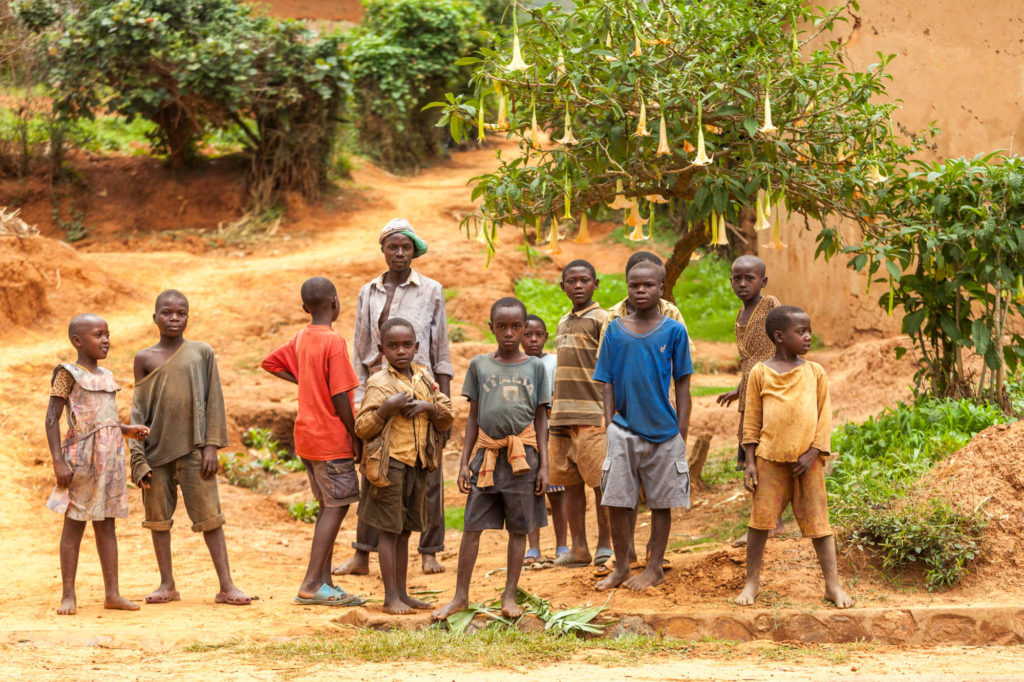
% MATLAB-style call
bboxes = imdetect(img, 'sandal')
[592,547,614,567]
[294,583,365,607]
[523,548,542,566]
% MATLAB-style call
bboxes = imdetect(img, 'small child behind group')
[521,314,568,565]
[262,277,364,607]
[433,297,551,621]
[735,306,853,609]
[354,318,453,614]
[46,314,149,615]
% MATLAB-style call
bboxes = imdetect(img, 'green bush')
[219,451,264,491]
[829,397,1004,589]
[346,0,485,169]
[288,500,320,523]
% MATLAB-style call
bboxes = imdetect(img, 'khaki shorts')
[357,460,428,535]
[142,451,225,532]
[749,456,832,538]
[303,457,360,508]
[549,424,606,488]
[600,423,690,510]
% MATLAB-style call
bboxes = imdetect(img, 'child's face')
[153,296,189,338]
[774,313,812,356]
[489,307,526,353]
[381,234,415,273]
[72,320,110,361]
[730,262,767,303]
[560,266,598,308]
[380,325,418,370]
[521,320,548,356]
[626,265,664,312]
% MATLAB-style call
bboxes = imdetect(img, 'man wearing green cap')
[335,218,453,576]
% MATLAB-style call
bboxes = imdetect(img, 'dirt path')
[1,145,1017,679]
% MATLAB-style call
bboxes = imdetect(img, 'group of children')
[47,239,852,617]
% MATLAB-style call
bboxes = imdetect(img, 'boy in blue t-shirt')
[592,261,692,592]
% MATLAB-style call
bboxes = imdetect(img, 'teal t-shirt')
[462,354,551,438]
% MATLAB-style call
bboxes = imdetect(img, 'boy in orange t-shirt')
[262,277,364,606]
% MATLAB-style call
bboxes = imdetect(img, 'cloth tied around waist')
[473,423,537,488]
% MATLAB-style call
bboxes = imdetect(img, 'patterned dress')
[46,363,129,521]
[736,295,780,444]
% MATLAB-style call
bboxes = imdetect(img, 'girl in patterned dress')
[45,314,149,615]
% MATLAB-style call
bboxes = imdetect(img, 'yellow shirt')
[741,361,832,463]
[355,363,454,467]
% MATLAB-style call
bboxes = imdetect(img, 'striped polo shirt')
[550,301,607,427]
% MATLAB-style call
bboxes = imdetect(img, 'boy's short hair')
[561,259,596,280]
[765,305,806,340]
[68,313,104,340]
[489,296,527,322]
[625,251,662,275]
[300,277,337,310]
[380,317,416,338]
[732,254,766,276]
[524,314,547,332]
[627,260,666,283]
[155,289,188,310]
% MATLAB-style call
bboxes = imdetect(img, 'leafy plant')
[242,427,305,474]
[288,499,320,523]
[218,451,264,491]
[434,0,931,296]
[441,588,609,636]
[444,502,465,531]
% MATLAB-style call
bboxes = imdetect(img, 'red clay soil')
[249,0,363,22]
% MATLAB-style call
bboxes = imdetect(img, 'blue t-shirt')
[593,317,693,442]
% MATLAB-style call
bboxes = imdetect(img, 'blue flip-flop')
[555,546,570,560]
[593,547,614,567]
[523,548,542,566]
[294,583,365,606]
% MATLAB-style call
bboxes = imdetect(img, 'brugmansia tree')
[833,154,1024,408]
[433,0,929,290]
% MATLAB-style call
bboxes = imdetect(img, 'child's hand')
[535,468,549,496]
[743,458,758,493]
[791,448,819,477]
[379,392,413,418]
[139,472,152,490]
[352,437,363,464]
[54,461,73,488]
[200,445,218,480]
[123,424,150,440]
[400,400,435,419]
[716,388,740,407]
[457,463,472,494]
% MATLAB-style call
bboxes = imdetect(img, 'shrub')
[346,0,485,170]
[219,451,264,491]
[288,500,320,523]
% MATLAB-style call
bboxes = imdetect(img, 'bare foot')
[769,521,786,538]
[624,565,664,592]
[825,585,854,609]
[595,565,631,591]
[145,586,180,604]
[734,581,759,605]
[382,597,413,615]
[57,594,76,615]
[104,594,140,611]
[400,594,433,610]
[501,592,522,618]
[731,532,749,548]
[421,554,445,575]
[432,596,468,622]
[333,552,370,576]
[214,587,252,605]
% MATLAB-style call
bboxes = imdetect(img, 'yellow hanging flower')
[556,48,566,76]
[556,102,577,145]
[546,217,562,254]
[477,94,486,143]
[625,200,648,241]
[574,212,592,244]
[635,96,650,137]
[646,193,669,204]
[608,178,632,209]
[632,31,643,57]
[754,190,770,231]
[759,86,777,134]
[765,215,787,251]
[709,211,719,243]
[1016,274,1024,303]
[867,163,888,184]
[506,8,531,71]
[529,100,541,150]
[603,32,617,61]
[692,107,712,165]
[476,220,488,244]
[656,109,671,155]
[716,212,729,246]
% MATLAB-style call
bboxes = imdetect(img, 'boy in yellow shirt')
[736,306,853,609]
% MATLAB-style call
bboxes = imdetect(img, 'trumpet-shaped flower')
[574,212,593,244]
[656,110,671,155]
[635,97,650,137]
[646,193,669,204]
[476,220,488,244]
[716,212,729,246]
[682,139,695,153]
[709,211,719,243]
[755,190,771,231]
[632,31,643,57]
[476,95,486,142]
[486,83,509,131]
[692,127,712,165]
[759,88,777,134]
[867,163,888,184]
[529,101,541,150]
[607,178,632,209]
[556,103,577,145]
[546,217,562,254]
[556,48,566,76]
[625,200,648,241]
[764,215,787,251]
[603,32,617,61]
[505,9,531,71]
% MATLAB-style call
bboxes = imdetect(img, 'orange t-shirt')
[261,325,359,460]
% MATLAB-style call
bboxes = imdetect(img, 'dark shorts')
[302,457,359,508]
[142,451,225,532]
[357,460,428,535]
[464,445,547,535]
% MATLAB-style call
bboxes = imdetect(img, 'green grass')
[444,503,465,531]
[514,254,735,343]
[702,447,743,486]
[691,385,734,398]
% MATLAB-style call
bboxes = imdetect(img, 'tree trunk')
[664,218,710,303]
[153,103,198,169]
